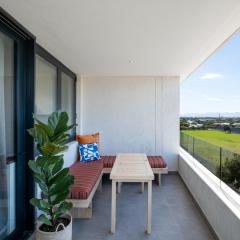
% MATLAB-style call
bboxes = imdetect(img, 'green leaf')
[34,118,54,137]
[51,134,70,145]
[52,159,64,175]
[27,128,36,139]
[53,201,73,221]
[66,124,77,132]
[36,155,48,168]
[48,112,60,130]
[30,199,51,214]
[33,173,45,184]
[51,190,69,205]
[28,160,41,174]
[38,214,52,226]
[40,142,67,156]
[54,112,69,135]
[30,198,41,208]
[50,175,74,195]
[40,199,51,209]
[34,125,49,145]
[49,168,69,186]
[58,201,73,213]
[39,182,49,196]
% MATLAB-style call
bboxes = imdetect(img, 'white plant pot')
[36,214,72,240]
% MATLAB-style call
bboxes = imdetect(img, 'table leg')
[117,182,122,193]
[140,182,144,193]
[111,180,116,233]
[147,180,152,234]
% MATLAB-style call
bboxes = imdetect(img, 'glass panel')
[193,137,220,176]
[35,56,57,123]
[61,72,75,135]
[221,149,240,193]
[180,132,220,176]
[0,31,16,238]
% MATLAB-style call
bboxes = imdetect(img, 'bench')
[68,156,168,218]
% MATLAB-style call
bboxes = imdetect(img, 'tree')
[217,153,240,192]
[223,125,231,133]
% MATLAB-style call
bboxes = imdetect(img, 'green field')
[182,130,240,154]
[181,130,240,192]
[180,130,240,173]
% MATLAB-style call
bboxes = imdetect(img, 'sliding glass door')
[0,9,35,240]
[0,31,16,240]
[0,8,76,239]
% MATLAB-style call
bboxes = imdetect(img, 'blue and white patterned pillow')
[79,143,100,162]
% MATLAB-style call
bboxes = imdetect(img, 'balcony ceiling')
[1,0,240,79]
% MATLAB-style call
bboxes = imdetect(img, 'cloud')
[199,73,223,80]
[202,94,222,101]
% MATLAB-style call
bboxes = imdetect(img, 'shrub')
[217,153,240,192]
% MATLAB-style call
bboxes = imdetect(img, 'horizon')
[180,112,240,118]
[181,31,240,115]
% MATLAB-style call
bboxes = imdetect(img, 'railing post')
[192,137,195,157]
[220,147,222,180]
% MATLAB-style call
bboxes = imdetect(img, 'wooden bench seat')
[68,161,103,218]
[68,155,168,218]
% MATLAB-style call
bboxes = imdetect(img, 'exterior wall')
[179,149,240,240]
[63,141,78,168]
[79,76,180,171]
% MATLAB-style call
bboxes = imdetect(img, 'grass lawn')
[181,130,240,192]
[182,130,240,154]
[181,130,240,173]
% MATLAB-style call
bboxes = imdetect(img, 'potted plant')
[28,111,76,240]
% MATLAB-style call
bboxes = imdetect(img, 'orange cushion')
[76,132,99,144]
[76,133,100,161]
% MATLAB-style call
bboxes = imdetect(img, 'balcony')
[26,138,239,240]
[0,1,240,240]
[29,175,217,240]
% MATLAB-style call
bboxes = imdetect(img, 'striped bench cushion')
[69,161,103,200]
[101,156,167,168]
[147,156,167,168]
[101,156,116,168]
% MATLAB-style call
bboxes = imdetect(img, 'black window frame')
[0,7,77,240]
[36,44,77,141]
[0,7,36,240]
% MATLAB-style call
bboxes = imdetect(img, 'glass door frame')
[0,8,36,240]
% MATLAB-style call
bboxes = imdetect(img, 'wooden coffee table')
[110,153,154,234]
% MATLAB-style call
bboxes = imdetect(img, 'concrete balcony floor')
[30,174,217,240]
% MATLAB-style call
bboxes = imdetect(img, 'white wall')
[179,149,240,240]
[79,76,180,171]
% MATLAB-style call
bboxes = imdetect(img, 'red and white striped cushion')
[101,156,116,168]
[101,156,166,168]
[69,156,167,200]
[69,161,103,200]
[147,156,167,168]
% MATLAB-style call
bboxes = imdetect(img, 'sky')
[181,31,240,115]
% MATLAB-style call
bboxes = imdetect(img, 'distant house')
[232,123,240,128]
[189,123,203,128]
[213,122,230,126]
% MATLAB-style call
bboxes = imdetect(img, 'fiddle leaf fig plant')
[28,111,76,227]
